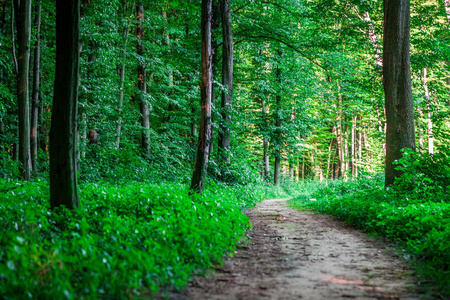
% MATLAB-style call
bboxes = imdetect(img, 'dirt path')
[167,198,419,299]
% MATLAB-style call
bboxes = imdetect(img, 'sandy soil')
[164,198,420,299]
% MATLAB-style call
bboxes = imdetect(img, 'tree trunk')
[262,98,270,180]
[38,100,46,153]
[136,3,150,156]
[423,67,433,155]
[190,0,213,193]
[116,1,135,149]
[30,3,41,173]
[273,59,282,186]
[14,0,32,180]
[289,162,294,180]
[383,0,415,186]
[49,0,80,209]
[218,0,233,164]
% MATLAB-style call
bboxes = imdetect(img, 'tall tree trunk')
[14,0,32,180]
[136,3,150,156]
[273,56,282,186]
[336,87,343,178]
[383,0,415,186]
[49,0,80,209]
[218,0,233,164]
[351,116,357,176]
[190,0,213,193]
[362,11,382,68]
[423,67,433,155]
[262,97,270,180]
[30,3,41,173]
[116,1,135,149]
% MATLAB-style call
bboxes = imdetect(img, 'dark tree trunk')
[383,0,415,186]
[49,0,80,209]
[218,0,233,164]
[190,0,213,193]
[136,3,150,156]
[30,3,41,173]
[14,0,32,180]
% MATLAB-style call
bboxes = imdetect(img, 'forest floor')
[161,198,422,300]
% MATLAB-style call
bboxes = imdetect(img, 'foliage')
[0,179,259,299]
[289,172,450,296]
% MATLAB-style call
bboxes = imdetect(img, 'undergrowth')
[0,179,263,299]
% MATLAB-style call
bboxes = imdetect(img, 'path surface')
[168,198,419,299]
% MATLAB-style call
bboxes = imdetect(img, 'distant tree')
[383,0,415,186]
[13,0,32,180]
[49,0,80,209]
[31,3,41,172]
[218,0,233,165]
[190,0,213,193]
[136,2,150,156]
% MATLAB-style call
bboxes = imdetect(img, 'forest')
[0,0,449,298]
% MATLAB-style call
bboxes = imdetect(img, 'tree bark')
[422,67,433,155]
[116,1,135,149]
[218,0,233,164]
[49,0,80,209]
[14,0,32,180]
[273,60,282,186]
[383,0,415,186]
[30,3,41,173]
[190,0,213,193]
[136,2,150,156]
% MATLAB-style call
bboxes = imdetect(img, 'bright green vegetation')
[0,179,270,299]
[289,149,450,296]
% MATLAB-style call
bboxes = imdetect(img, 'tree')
[31,2,41,172]
[49,0,80,209]
[14,0,32,180]
[136,2,150,156]
[190,0,213,193]
[218,0,233,164]
[383,0,415,186]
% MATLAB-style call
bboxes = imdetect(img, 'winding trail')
[169,198,420,299]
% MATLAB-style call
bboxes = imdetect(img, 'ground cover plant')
[289,151,450,297]
[0,179,263,299]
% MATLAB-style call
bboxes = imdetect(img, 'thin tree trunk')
[136,3,150,156]
[289,162,294,180]
[423,67,433,155]
[274,55,282,186]
[30,3,41,173]
[358,116,362,176]
[416,105,424,151]
[351,115,357,176]
[218,0,233,164]
[190,0,213,193]
[14,0,32,180]
[383,0,415,186]
[262,98,270,180]
[49,0,80,209]
[116,1,135,149]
